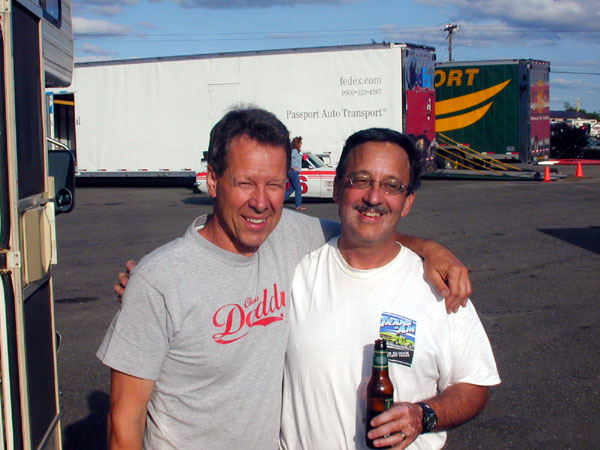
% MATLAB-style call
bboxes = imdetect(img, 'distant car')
[580,137,600,159]
[550,123,600,159]
[194,152,336,198]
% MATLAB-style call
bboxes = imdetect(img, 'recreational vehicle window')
[41,0,61,24]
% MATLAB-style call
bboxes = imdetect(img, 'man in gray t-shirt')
[100,107,472,449]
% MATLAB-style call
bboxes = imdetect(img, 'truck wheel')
[55,188,75,213]
[435,153,453,170]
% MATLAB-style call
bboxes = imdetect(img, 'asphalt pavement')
[53,164,600,449]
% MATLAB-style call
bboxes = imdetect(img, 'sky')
[72,0,600,112]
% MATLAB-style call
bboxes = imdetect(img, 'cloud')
[378,21,561,50]
[551,58,600,72]
[73,17,133,36]
[451,0,596,27]
[90,5,123,16]
[74,0,138,6]
[381,1,600,50]
[75,55,110,62]
[75,43,121,63]
[550,75,599,109]
[137,21,159,30]
[550,77,575,88]
[79,43,116,56]
[170,0,361,8]
[441,21,560,48]
[72,0,138,16]
[417,0,600,41]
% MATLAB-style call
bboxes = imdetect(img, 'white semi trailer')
[49,42,438,182]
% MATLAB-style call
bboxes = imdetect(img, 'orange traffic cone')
[575,162,584,178]
[543,166,552,182]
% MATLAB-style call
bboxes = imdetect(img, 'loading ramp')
[423,133,564,181]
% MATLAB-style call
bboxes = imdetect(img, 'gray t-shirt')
[97,210,336,449]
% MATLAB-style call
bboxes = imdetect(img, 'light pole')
[442,23,460,62]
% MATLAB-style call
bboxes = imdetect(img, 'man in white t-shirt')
[106,109,476,449]
[280,128,500,450]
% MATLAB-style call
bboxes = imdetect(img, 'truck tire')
[435,150,454,170]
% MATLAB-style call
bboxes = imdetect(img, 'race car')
[195,152,336,198]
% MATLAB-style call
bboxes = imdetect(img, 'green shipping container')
[435,59,550,163]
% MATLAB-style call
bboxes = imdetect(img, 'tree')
[563,103,600,121]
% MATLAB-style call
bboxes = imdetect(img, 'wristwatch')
[417,402,438,433]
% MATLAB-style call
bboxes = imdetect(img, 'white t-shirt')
[280,238,500,450]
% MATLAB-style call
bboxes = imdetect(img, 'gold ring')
[399,431,406,440]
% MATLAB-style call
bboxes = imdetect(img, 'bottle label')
[372,349,388,369]
[385,398,393,410]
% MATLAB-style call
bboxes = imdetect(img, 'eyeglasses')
[343,174,408,195]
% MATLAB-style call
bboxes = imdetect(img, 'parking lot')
[53,165,599,449]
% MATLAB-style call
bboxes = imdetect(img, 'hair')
[207,106,291,176]
[335,128,422,194]
[291,136,303,149]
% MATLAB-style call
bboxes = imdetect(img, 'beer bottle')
[366,339,394,449]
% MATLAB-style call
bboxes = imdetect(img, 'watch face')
[424,413,437,431]
[419,403,437,432]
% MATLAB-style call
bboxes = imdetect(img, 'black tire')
[435,147,453,169]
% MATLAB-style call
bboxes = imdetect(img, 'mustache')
[354,204,388,215]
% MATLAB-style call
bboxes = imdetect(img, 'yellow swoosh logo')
[436,102,493,132]
[436,79,511,115]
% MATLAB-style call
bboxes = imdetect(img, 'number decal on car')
[299,175,308,194]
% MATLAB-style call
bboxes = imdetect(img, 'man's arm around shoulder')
[108,369,156,449]
[396,234,472,313]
